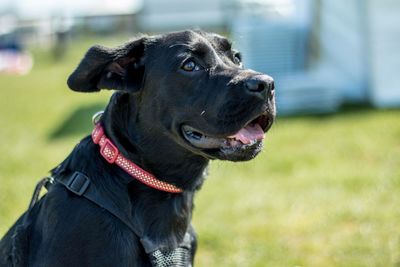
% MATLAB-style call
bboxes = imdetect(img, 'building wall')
[138,0,228,32]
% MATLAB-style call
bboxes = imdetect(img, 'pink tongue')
[231,124,265,144]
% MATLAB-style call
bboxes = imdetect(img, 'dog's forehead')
[158,30,232,53]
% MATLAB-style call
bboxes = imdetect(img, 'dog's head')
[68,30,275,162]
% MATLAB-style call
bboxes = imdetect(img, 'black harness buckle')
[66,172,90,196]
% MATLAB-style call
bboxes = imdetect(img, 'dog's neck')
[103,92,209,192]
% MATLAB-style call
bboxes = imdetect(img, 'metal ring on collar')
[92,111,104,125]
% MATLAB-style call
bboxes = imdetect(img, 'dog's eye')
[233,53,242,65]
[182,60,201,72]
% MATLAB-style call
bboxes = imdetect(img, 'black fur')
[0,30,275,266]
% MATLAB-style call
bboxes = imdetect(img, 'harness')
[29,173,194,267]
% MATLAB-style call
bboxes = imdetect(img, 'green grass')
[1,37,400,267]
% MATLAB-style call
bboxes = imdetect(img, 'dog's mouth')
[181,113,272,155]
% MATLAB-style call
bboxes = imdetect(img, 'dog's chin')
[214,140,264,161]
[180,113,271,161]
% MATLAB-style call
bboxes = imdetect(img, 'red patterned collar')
[91,124,183,193]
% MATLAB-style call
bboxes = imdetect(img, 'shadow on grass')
[49,102,106,140]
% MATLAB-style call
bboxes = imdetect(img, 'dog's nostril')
[245,79,266,93]
[269,81,275,92]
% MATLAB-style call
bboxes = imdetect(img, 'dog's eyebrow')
[168,44,194,49]
[217,38,232,52]
[169,43,210,58]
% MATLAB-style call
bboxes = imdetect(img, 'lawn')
[0,36,399,267]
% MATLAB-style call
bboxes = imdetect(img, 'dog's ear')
[67,37,147,93]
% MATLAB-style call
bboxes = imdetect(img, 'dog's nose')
[245,77,274,95]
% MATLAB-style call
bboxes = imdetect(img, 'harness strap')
[29,177,54,209]
[57,172,141,237]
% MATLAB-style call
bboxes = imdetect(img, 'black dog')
[0,30,275,266]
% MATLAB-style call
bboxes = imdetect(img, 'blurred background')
[0,0,399,266]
